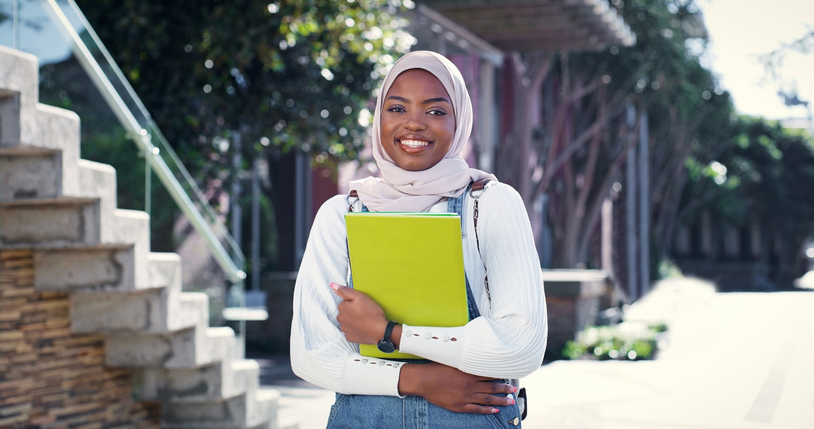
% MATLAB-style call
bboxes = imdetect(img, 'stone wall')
[542,269,617,359]
[0,250,160,429]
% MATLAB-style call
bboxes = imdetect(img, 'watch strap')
[382,321,398,342]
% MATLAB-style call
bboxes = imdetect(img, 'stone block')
[136,359,259,403]
[542,269,613,358]
[148,252,182,292]
[76,159,117,220]
[107,210,151,287]
[70,289,207,335]
[0,153,61,201]
[160,388,279,429]
[105,326,235,369]
[0,201,100,247]
[34,247,133,292]
[0,46,38,148]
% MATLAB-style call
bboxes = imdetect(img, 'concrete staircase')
[0,46,296,429]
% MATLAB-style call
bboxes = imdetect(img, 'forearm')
[396,361,517,415]
[396,316,546,379]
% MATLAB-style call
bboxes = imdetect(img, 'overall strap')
[345,192,367,289]
[447,183,482,321]
[346,190,369,213]
[469,178,491,303]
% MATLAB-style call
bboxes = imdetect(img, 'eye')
[427,109,447,116]
[387,105,405,113]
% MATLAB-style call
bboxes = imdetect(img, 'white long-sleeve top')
[290,182,547,396]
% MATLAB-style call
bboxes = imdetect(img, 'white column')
[477,59,496,172]
[231,133,242,253]
[251,158,261,291]
[625,103,638,300]
[638,110,649,297]
[601,197,614,278]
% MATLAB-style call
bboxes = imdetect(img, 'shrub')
[562,322,667,361]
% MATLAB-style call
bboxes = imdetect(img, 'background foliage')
[67,0,413,272]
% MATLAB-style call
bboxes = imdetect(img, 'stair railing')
[5,0,267,353]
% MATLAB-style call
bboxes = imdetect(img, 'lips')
[396,138,433,154]
[400,139,430,148]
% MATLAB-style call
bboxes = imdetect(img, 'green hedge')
[563,322,668,361]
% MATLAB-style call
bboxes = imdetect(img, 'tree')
[71,0,413,271]
[75,0,412,172]
[677,116,814,287]
[758,26,814,98]
[495,0,734,269]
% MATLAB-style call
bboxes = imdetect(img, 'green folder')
[345,212,469,359]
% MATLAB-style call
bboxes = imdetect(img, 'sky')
[698,0,814,121]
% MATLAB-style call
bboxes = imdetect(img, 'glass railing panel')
[43,0,246,277]
[0,0,258,333]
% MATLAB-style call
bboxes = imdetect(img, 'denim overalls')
[328,188,522,429]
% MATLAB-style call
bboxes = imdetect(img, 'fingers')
[481,380,518,395]
[330,282,353,299]
[461,404,501,415]
[476,392,516,406]
[460,393,516,415]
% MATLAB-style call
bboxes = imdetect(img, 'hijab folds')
[348,51,496,213]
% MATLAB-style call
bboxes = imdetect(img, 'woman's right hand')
[398,362,516,414]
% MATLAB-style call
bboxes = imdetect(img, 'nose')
[403,112,426,131]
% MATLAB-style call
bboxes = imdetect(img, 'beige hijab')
[348,51,496,213]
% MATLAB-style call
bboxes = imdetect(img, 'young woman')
[291,51,547,428]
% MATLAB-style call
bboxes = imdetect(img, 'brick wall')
[0,250,160,429]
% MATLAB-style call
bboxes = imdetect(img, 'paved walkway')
[258,278,814,428]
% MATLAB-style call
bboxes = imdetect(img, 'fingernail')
[510,386,518,393]
[507,398,516,405]
[491,408,499,414]
[329,282,340,290]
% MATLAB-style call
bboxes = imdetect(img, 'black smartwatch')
[377,321,398,353]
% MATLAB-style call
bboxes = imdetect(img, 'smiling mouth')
[397,139,433,154]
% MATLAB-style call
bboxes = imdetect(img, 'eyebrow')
[386,95,451,105]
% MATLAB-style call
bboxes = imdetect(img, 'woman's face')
[380,69,456,171]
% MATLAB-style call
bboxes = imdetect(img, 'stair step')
[71,289,207,335]
[33,245,135,292]
[105,326,235,369]
[0,151,61,200]
[1,151,116,210]
[1,102,82,159]
[161,388,280,429]
[148,252,182,290]
[137,359,260,403]
[0,46,39,149]
[29,245,176,293]
[0,198,101,247]
[1,201,143,246]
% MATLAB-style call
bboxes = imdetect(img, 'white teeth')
[400,139,430,147]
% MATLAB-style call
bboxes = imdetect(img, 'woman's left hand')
[330,283,389,345]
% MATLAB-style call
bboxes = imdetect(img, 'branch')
[544,92,629,184]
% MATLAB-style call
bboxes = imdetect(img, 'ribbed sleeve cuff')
[342,355,404,396]
[397,324,467,368]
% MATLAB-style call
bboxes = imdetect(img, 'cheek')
[440,119,456,143]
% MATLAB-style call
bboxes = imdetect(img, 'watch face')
[377,340,396,353]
